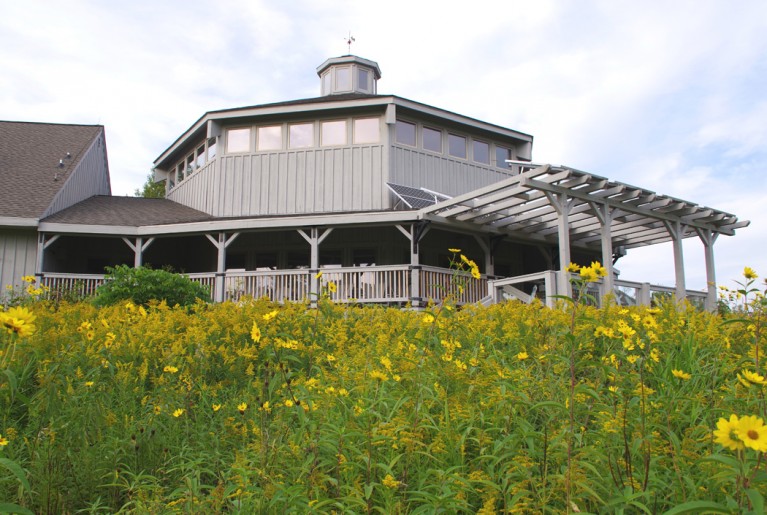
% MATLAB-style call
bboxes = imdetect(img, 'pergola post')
[591,203,615,300]
[664,220,687,303]
[206,232,240,302]
[298,227,333,306]
[695,228,719,312]
[545,192,573,298]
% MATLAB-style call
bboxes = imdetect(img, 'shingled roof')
[41,195,214,226]
[0,121,105,219]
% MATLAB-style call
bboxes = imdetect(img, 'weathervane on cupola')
[344,31,355,54]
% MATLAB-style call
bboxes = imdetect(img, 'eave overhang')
[0,217,39,228]
[38,210,421,237]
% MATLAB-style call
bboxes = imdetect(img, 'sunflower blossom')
[735,415,767,452]
[565,262,580,273]
[672,369,691,380]
[739,369,767,387]
[743,267,758,280]
[250,322,261,343]
[714,414,745,451]
[1,306,37,337]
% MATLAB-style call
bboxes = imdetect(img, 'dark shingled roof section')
[41,196,215,226]
[0,121,104,218]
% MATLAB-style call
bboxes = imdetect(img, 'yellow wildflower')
[250,322,261,343]
[448,248,461,253]
[739,369,767,387]
[744,267,758,280]
[382,474,400,489]
[0,435,8,447]
[565,262,580,273]
[285,399,294,407]
[173,408,185,418]
[517,351,529,361]
[736,415,767,452]
[238,402,248,414]
[672,369,691,380]
[579,266,598,283]
[328,281,337,293]
[212,403,222,412]
[85,381,94,388]
[315,271,323,279]
[21,275,36,283]
[163,365,179,374]
[262,310,279,321]
[1,306,36,337]
[590,261,607,277]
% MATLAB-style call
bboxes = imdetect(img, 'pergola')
[417,164,749,309]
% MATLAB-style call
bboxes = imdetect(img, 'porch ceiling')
[418,164,749,250]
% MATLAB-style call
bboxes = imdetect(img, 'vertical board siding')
[0,230,37,293]
[170,145,385,217]
[388,146,511,205]
[44,133,111,217]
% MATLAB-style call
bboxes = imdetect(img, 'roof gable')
[0,121,105,219]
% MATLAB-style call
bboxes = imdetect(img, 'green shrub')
[92,265,210,307]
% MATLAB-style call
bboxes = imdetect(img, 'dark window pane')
[395,120,416,146]
[423,127,442,152]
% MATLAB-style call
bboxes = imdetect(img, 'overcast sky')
[2,0,765,291]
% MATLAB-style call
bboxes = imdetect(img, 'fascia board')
[39,211,420,238]
[0,217,39,228]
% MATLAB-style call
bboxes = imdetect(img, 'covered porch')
[35,164,748,310]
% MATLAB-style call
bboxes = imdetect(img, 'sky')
[1,0,766,291]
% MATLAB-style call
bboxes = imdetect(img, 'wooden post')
[36,234,59,281]
[206,232,240,302]
[122,237,155,268]
[695,228,719,312]
[396,223,430,308]
[546,192,572,298]
[664,220,687,303]
[298,228,333,306]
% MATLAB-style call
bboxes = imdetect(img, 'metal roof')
[419,164,749,249]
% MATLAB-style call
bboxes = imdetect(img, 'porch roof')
[418,164,749,249]
[41,195,215,226]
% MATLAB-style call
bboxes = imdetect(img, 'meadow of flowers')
[1,265,766,514]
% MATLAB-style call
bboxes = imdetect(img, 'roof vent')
[58,159,64,167]
[316,55,381,96]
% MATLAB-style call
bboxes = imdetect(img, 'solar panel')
[386,182,451,209]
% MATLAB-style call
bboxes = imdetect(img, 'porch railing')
[41,273,105,298]
[419,265,488,305]
[39,268,710,310]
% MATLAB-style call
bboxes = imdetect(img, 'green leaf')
[0,503,35,515]
[745,488,765,514]
[0,457,31,492]
[663,500,732,515]
[1,369,17,393]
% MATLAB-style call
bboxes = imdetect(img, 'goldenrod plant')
[0,267,765,512]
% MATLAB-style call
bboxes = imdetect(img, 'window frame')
[288,122,315,149]
[226,126,252,154]
[422,126,443,154]
[448,133,467,159]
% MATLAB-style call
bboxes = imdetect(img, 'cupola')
[316,55,381,96]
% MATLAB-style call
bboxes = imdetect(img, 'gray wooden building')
[0,56,749,309]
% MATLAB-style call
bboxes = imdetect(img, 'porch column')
[298,228,333,305]
[36,233,60,280]
[545,192,573,298]
[205,232,240,302]
[591,203,615,299]
[664,220,686,303]
[122,237,155,267]
[396,222,430,307]
[695,228,718,312]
